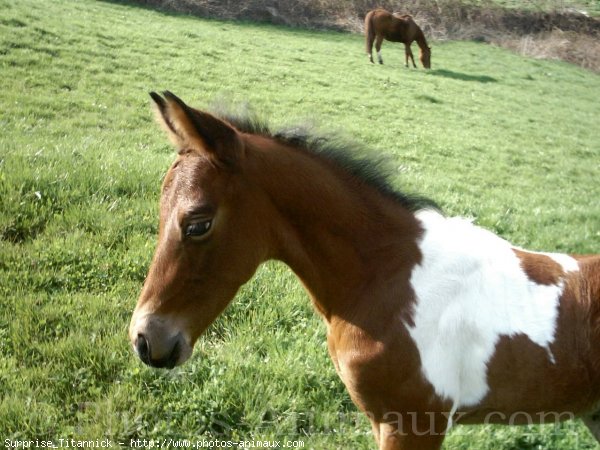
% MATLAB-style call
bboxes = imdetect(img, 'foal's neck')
[248,139,422,322]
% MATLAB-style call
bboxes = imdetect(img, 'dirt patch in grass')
[129,0,599,71]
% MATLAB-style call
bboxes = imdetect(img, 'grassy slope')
[0,0,599,448]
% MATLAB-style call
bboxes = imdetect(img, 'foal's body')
[130,93,600,449]
[365,9,431,68]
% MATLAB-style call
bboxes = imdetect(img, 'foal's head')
[129,92,271,368]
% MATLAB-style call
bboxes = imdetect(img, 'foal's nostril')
[134,332,181,368]
[136,333,151,365]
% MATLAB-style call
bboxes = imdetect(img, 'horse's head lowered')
[129,92,271,368]
[421,46,431,69]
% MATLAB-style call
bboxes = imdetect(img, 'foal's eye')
[184,219,212,239]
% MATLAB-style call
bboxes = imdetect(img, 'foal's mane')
[212,106,438,213]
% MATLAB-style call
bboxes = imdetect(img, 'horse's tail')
[365,11,375,55]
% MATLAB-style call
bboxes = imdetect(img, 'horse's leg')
[367,32,374,63]
[583,413,600,443]
[375,35,384,64]
[405,44,416,68]
[378,423,445,450]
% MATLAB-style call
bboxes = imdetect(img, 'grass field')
[1,0,599,448]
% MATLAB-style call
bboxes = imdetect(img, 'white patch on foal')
[407,210,578,416]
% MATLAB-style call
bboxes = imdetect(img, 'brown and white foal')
[129,92,600,449]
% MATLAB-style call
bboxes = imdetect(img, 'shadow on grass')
[416,95,443,104]
[428,69,498,83]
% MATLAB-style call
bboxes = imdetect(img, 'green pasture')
[0,0,599,448]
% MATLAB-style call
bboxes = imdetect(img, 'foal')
[130,92,600,450]
[365,9,431,69]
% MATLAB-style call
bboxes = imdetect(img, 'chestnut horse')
[130,92,600,450]
[365,9,431,69]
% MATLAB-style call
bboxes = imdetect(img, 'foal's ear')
[149,91,243,168]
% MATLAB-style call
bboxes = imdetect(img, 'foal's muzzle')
[134,333,182,369]
[129,314,192,369]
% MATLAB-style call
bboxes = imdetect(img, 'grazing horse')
[130,92,600,450]
[365,9,431,69]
